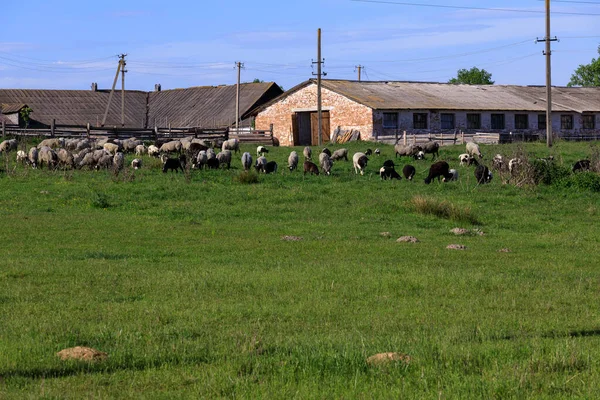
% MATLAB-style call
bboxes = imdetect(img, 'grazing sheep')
[147,145,160,157]
[421,141,440,160]
[16,150,27,164]
[216,150,232,169]
[492,154,505,171]
[57,148,75,169]
[403,164,416,180]
[28,147,38,168]
[241,152,253,171]
[256,145,269,157]
[96,154,113,170]
[365,148,373,156]
[322,148,332,157]
[572,159,591,173]
[122,138,142,153]
[78,152,96,169]
[255,156,267,173]
[303,146,312,160]
[103,142,120,155]
[159,140,182,154]
[394,143,421,159]
[331,148,348,161]
[75,139,93,152]
[131,158,142,169]
[319,152,333,175]
[424,161,452,184]
[113,152,125,171]
[353,152,369,175]
[37,138,64,149]
[382,160,396,169]
[0,139,18,153]
[443,169,459,182]
[303,160,319,175]
[206,148,216,160]
[264,161,278,174]
[221,138,240,153]
[466,142,483,159]
[135,144,147,155]
[375,148,381,156]
[414,151,425,160]
[288,151,299,171]
[206,158,220,169]
[379,166,401,180]
[161,154,184,173]
[475,165,493,184]
[195,150,208,169]
[508,158,523,175]
[38,146,58,169]
[459,153,471,166]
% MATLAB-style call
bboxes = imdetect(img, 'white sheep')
[241,152,253,171]
[216,150,232,169]
[16,150,27,164]
[443,169,459,182]
[147,145,160,157]
[28,147,38,168]
[353,152,368,175]
[288,151,299,171]
[0,139,18,153]
[319,152,333,175]
[195,150,208,169]
[256,145,269,157]
[466,142,483,159]
[131,158,142,169]
[255,156,267,173]
[458,153,472,166]
[103,142,120,155]
[135,144,147,155]
[159,140,182,154]
[303,146,312,160]
[113,152,125,171]
[222,138,240,153]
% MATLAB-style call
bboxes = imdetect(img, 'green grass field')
[1,139,600,398]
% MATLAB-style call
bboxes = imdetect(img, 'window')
[467,113,481,129]
[413,113,428,129]
[515,114,528,130]
[538,114,546,130]
[561,115,573,130]
[491,114,505,130]
[383,112,398,129]
[441,113,455,129]
[583,114,595,130]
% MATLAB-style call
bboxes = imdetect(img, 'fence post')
[168,123,171,135]
[461,130,464,144]
[428,132,432,141]
[86,123,90,139]
[51,119,55,137]
[1,120,5,138]
[403,130,407,146]
[453,130,457,145]
[413,133,416,144]
[269,124,274,145]
[440,131,443,143]
[225,127,229,141]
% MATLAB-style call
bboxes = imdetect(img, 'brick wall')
[255,83,374,147]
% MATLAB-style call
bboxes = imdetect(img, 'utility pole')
[536,0,557,148]
[235,61,244,133]
[355,65,363,81]
[101,55,124,127]
[120,54,127,127]
[312,28,327,146]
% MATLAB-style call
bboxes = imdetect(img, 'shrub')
[91,192,111,209]
[236,171,259,185]
[531,160,571,185]
[557,172,600,192]
[410,196,480,225]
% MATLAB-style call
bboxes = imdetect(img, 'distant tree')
[20,106,33,128]
[252,78,264,83]
[448,67,494,85]
[567,46,600,87]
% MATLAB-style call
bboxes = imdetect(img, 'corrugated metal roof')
[148,82,283,127]
[320,80,600,112]
[1,103,27,114]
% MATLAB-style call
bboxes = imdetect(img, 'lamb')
[135,144,147,156]
[402,165,416,180]
[424,161,452,184]
[57,148,75,169]
[0,139,18,153]
[319,152,333,175]
[475,165,493,184]
[288,151,299,171]
[382,160,396,169]
[394,143,421,159]
[303,146,312,160]
[131,158,142,170]
[221,138,240,153]
[103,142,120,155]
[443,169,459,182]
[321,148,332,157]
[353,152,369,175]
[113,152,125,171]
[331,148,348,161]
[508,158,523,175]
[195,151,208,169]
[147,145,160,157]
[264,161,278,174]
[365,148,373,156]
[159,140,182,154]
[572,159,591,173]
[492,154,505,171]
[421,141,440,160]
[38,146,58,169]
[161,154,184,173]
[241,152,253,171]
[16,150,27,164]
[459,153,471,166]
[374,148,381,156]
[379,166,401,180]
[255,156,267,173]
[303,160,319,175]
[414,151,425,160]
[216,150,232,169]
[466,142,483,159]
[28,147,39,169]
[256,145,269,157]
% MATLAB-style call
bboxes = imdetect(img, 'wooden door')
[310,111,330,145]
[291,113,299,146]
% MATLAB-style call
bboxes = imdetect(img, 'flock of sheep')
[0,136,595,185]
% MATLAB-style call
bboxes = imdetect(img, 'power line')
[537,0,600,4]
[350,0,600,15]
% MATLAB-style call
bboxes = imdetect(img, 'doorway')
[292,111,330,146]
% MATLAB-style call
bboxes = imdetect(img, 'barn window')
[538,114,546,130]
[441,113,455,129]
[491,114,505,130]
[561,115,573,130]
[383,112,398,129]
[515,114,528,130]
[583,114,595,130]
[413,113,428,129]
[467,113,481,129]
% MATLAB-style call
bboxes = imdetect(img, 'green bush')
[236,170,260,185]
[531,160,571,185]
[557,172,600,192]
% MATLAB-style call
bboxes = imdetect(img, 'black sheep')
[382,159,396,169]
[403,165,416,180]
[206,158,220,169]
[303,160,319,175]
[162,156,184,173]
[474,164,493,184]
[264,161,278,174]
[424,161,452,184]
[573,159,591,173]
[322,148,332,157]
[380,166,402,180]
[365,148,373,156]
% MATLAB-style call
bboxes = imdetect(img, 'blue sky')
[1,0,599,91]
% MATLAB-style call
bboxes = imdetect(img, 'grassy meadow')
[1,139,600,398]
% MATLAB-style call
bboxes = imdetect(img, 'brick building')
[253,79,600,146]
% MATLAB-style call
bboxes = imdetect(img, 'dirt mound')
[56,346,107,362]
[397,236,419,243]
[446,244,466,250]
[281,235,303,241]
[367,352,411,366]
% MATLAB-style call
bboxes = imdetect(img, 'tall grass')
[410,195,480,224]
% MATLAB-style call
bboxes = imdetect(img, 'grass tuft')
[90,192,111,209]
[236,170,260,184]
[410,195,480,224]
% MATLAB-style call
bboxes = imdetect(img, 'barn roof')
[255,79,600,114]
[148,82,283,127]
[1,103,28,114]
